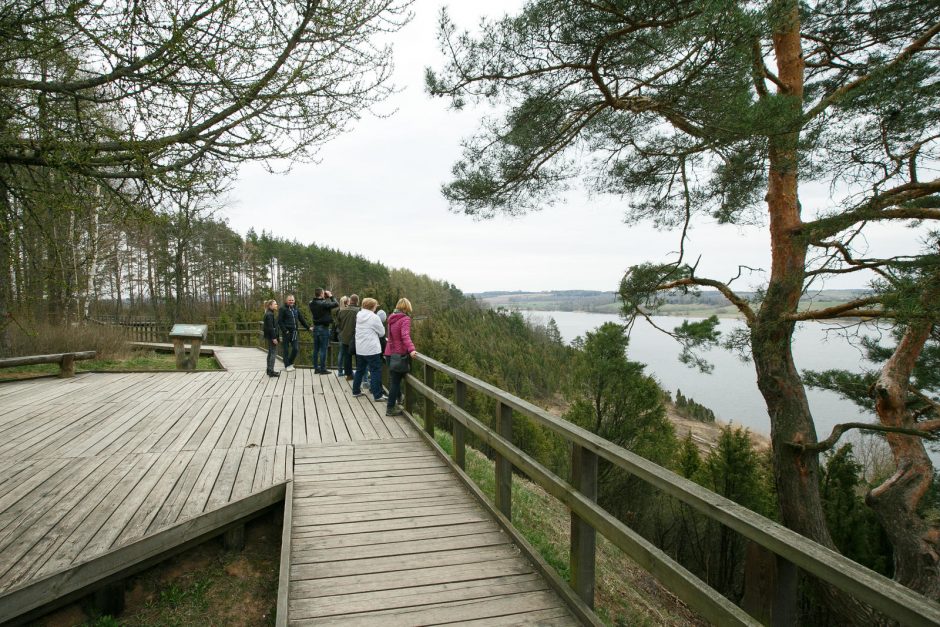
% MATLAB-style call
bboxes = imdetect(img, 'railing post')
[773,556,798,627]
[423,363,435,437]
[404,374,415,416]
[495,401,512,520]
[453,380,467,469]
[570,443,598,608]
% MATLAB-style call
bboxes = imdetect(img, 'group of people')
[261,291,417,417]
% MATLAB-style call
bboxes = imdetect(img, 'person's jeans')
[313,326,330,371]
[387,365,405,410]
[342,343,355,376]
[282,330,299,367]
[266,340,277,373]
[352,353,383,399]
[337,342,348,375]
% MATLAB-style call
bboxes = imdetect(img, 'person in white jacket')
[351,297,386,401]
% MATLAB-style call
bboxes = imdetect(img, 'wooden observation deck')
[1,345,939,626]
[0,347,578,625]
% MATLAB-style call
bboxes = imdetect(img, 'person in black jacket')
[309,288,339,375]
[262,300,280,377]
[277,294,311,371]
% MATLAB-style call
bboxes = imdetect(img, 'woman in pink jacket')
[384,298,417,416]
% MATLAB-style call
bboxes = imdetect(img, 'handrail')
[405,352,940,626]
[0,351,96,378]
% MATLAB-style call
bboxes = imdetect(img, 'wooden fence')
[94,319,344,369]
[403,353,940,627]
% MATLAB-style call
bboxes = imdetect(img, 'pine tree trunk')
[756,2,875,623]
[83,202,99,320]
[867,320,940,598]
[0,186,12,356]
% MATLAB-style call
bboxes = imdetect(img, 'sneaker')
[386,406,402,416]
[373,395,388,403]
[352,392,363,398]
[267,371,280,378]
[345,375,353,381]
[285,365,295,372]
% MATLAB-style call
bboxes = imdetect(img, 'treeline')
[1,196,464,334]
[670,389,717,422]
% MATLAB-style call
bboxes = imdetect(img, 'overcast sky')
[226,0,914,294]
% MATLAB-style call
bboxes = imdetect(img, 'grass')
[0,352,220,381]
[431,429,704,627]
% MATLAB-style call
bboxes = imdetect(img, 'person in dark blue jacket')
[277,294,311,371]
[262,300,280,377]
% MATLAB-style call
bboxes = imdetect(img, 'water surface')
[530,310,883,441]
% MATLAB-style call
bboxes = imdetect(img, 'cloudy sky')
[226,0,911,294]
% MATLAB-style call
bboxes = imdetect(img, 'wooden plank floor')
[0,349,411,604]
[288,438,578,626]
[0,349,578,625]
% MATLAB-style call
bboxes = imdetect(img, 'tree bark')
[753,2,875,623]
[83,199,99,320]
[867,319,940,598]
[0,185,13,356]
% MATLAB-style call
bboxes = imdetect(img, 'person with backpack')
[384,298,417,416]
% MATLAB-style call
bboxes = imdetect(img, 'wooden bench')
[0,351,97,378]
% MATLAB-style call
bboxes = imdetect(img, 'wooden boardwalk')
[289,439,577,625]
[0,348,578,625]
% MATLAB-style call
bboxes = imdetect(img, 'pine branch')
[788,421,940,454]
[785,296,884,321]
[804,21,940,121]
[657,276,756,324]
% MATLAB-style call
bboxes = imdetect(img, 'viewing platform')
[2,345,939,626]
[0,347,577,625]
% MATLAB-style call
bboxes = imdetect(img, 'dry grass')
[6,322,131,360]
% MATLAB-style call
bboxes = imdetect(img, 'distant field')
[477,289,872,318]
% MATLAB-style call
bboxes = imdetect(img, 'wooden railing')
[94,319,263,346]
[0,351,96,378]
[403,353,940,627]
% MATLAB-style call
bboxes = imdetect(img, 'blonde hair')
[265,299,277,310]
[361,297,378,311]
[395,298,413,314]
[340,295,349,308]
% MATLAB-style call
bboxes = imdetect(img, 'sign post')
[168,324,208,371]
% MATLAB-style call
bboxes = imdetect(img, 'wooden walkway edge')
[0,482,286,624]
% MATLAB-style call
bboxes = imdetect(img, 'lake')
[527,310,884,441]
